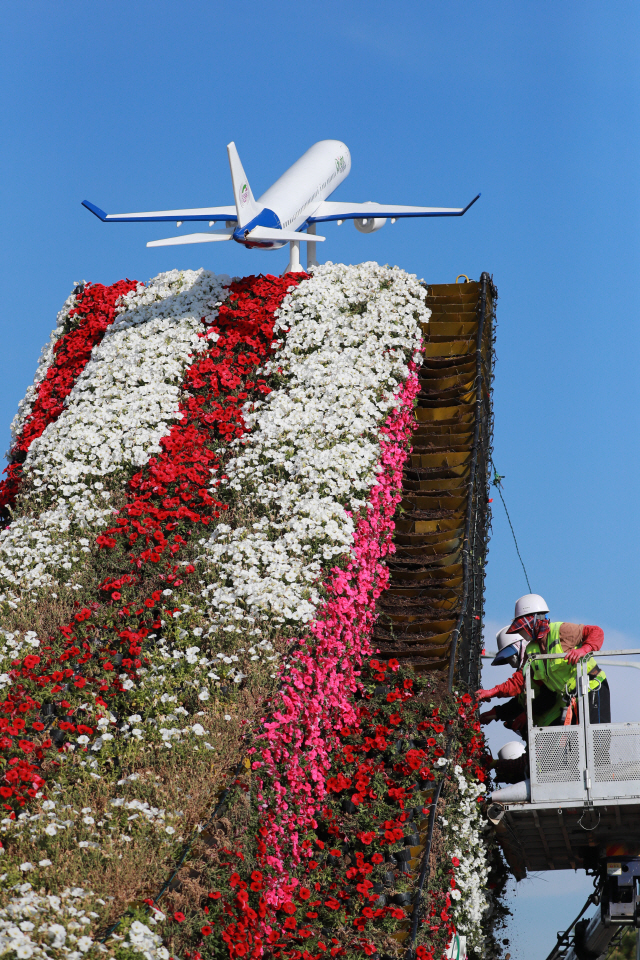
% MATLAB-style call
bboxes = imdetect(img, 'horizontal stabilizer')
[309,195,480,222]
[247,227,325,242]
[147,231,233,247]
[83,201,237,223]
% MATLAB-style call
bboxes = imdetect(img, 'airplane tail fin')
[227,142,260,228]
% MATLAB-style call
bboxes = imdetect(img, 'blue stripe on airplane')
[81,201,237,223]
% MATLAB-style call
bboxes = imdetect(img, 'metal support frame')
[306,222,317,270]
[447,273,496,692]
[557,809,576,869]
[284,239,303,274]
[525,650,640,807]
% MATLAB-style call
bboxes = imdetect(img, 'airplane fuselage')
[235,140,351,249]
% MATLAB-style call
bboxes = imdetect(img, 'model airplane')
[82,140,479,272]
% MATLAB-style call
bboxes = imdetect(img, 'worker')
[476,594,610,724]
[480,625,565,734]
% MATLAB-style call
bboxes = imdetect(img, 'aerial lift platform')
[486,651,640,958]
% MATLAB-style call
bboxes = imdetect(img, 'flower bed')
[1,279,139,526]
[0,263,498,960]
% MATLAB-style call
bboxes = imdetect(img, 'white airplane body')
[83,140,479,270]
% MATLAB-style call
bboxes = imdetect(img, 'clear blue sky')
[1,2,639,956]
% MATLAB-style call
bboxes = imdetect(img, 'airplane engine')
[354,201,387,233]
[354,216,387,233]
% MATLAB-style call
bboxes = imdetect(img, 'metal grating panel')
[534,728,581,783]
[374,276,496,688]
[592,726,640,783]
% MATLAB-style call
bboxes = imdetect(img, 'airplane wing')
[147,227,325,247]
[308,195,480,222]
[247,227,325,242]
[82,201,237,223]
[147,231,234,247]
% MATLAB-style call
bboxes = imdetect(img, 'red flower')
[173,912,185,923]
[208,892,221,900]
[200,926,212,936]
[0,279,138,522]
[298,887,311,900]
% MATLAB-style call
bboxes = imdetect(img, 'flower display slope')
[0,263,496,960]
[8,287,80,450]
[0,269,307,960]
[200,262,426,631]
[0,270,229,596]
[0,280,138,525]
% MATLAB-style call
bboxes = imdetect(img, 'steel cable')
[490,463,532,593]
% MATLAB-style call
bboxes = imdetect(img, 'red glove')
[565,646,589,665]
[475,687,498,702]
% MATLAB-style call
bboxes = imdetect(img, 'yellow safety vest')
[526,622,605,695]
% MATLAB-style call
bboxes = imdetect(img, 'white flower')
[192,723,205,736]
[38,859,52,867]
[0,270,230,593]
[197,263,426,642]
[19,862,34,872]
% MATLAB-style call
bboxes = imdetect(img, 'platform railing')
[526,650,640,805]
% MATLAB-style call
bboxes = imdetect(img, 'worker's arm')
[476,670,525,701]
[562,623,604,664]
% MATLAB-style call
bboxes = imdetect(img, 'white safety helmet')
[491,626,528,667]
[497,741,526,762]
[512,594,549,619]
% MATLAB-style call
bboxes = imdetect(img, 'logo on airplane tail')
[240,182,249,205]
